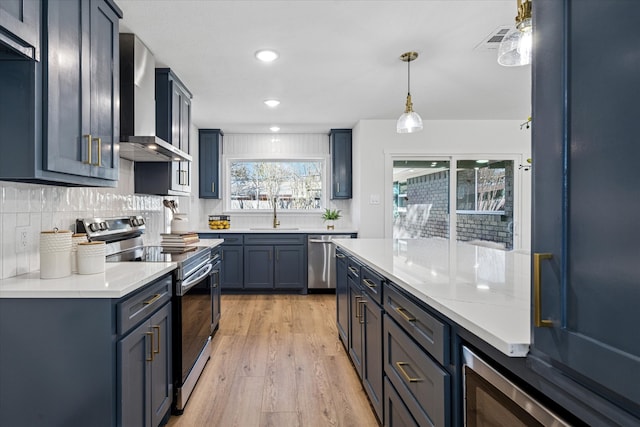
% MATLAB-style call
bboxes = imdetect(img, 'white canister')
[77,241,106,275]
[71,233,88,273]
[40,229,73,279]
[171,213,190,233]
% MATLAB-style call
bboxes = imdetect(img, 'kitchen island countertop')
[334,238,531,357]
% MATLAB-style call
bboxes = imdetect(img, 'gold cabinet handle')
[395,306,416,322]
[152,326,161,354]
[358,299,366,324]
[336,253,346,259]
[362,278,377,289]
[84,134,92,164]
[143,293,162,306]
[396,362,421,382]
[337,182,340,193]
[533,253,554,328]
[145,331,154,362]
[354,296,363,318]
[211,181,215,193]
[92,137,102,166]
[348,266,358,276]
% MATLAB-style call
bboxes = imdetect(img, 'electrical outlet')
[15,227,30,253]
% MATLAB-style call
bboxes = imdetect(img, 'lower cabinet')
[0,273,173,427]
[385,377,421,427]
[336,248,349,347]
[244,244,305,290]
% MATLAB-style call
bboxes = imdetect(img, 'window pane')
[456,160,513,249]
[393,160,450,239]
[229,160,323,210]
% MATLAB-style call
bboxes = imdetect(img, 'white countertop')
[334,238,531,357]
[0,239,224,299]
[0,262,177,298]
[197,228,358,234]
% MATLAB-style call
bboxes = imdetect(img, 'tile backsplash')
[0,159,168,279]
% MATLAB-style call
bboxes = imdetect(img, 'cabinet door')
[0,0,40,59]
[89,0,119,180]
[531,0,640,410]
[362,297,383,422]
[119,320,152,427]
[149,304,172,427]
[221,245,244,290]
[244,245,274,289]
[274,245,305,290]
[336,250,349,346]
[212,267,221,327]
[199,129,221,199]
[348,277,363,377]
[330,129,352,199]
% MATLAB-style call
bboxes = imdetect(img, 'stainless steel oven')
[462,347,570,426]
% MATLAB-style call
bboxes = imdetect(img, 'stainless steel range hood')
[119,34,191,162]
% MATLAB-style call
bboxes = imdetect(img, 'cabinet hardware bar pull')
[84,134,92,164]
[92,137,102,166]
[358,300,366,324]
[337,182,340,193]
[145,331,154,362]
[355,296,363,318]
[396,362,421,382]
[143,294,162,306]
[362,278,376,289]
[395,306,416,322]
[211,182,215,192]
[348,266,358,276]
[336,253,346,259]
[152,326,161,354]
[533,253,554,328]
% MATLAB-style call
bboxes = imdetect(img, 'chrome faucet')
[273,197,280,228]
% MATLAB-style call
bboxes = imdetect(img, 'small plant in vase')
[322,208,341,230]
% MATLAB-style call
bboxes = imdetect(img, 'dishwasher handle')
[308,239,334,244]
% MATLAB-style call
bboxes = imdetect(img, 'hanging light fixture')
[498,0,533,67]
[396,51,423,134]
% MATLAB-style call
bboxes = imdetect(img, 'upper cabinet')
[134,68,192,195]
[531,0,640,420]
[199,129,222,199]
[0,0,121,186]
[0,0,40,60]
[330,128,352,199]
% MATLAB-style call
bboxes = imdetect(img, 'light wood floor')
[167,294,379,427]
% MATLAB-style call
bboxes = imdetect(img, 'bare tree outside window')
[229,160,323,210]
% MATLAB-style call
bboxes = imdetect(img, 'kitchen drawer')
[384,282,449,366]
[361,265,383,305]
[117,274,172,335]
[244,233,305,245]
[221,234,243,245]
[384,314,450,427]
[385,377,424,427]
[347,256,363,279]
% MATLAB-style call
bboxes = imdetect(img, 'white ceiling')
[117,0,531,134]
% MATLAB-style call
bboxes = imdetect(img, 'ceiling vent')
[474,26,511,52]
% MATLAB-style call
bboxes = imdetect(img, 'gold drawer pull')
[395,306,416,322]
[348,266,359,275]
[152,326,161,354]
[362,278,377,289]
[533,253,554,328]
[145,331,154,362]
[396,362,421,382]
[336,253,346,259]
[143,294,162,306]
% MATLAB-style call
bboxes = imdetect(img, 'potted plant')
[322,208,341,230]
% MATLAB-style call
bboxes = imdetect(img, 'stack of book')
[160,232,200,251]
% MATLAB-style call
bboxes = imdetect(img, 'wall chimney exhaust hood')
[119,34,191,162]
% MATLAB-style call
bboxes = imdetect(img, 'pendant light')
[497,0,533,67]
[396,51,423,134]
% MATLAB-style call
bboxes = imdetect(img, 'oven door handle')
[180,263,213,295]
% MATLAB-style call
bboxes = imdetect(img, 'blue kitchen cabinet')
[274,245,306,290]
[221,245,244,290]
[244,245,274,289]
[347,257,363,376]
[531,0,640,420]
[0,0,121,186]
[199,129,222,199]
[0,0,40,59]
[330,128,352,199]
[335,248,349,347]
[135,68,192,195]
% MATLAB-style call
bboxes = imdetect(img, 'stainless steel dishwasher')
[308,234,352,289]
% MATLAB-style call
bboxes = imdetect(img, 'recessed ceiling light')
[269,126,280,132]
[255,49,279,62]
[476,159,489,164]
[264,99,280,108]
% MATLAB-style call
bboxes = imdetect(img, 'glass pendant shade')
[497,18,532,66]
[397,94,423,133]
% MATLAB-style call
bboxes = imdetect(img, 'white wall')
[352,119,532,249]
